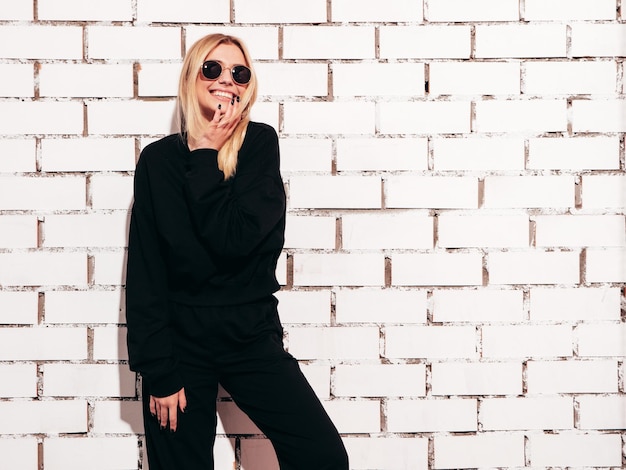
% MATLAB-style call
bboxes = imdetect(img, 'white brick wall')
[0,1,624,469]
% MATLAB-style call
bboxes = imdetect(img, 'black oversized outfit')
[126,122,348,470]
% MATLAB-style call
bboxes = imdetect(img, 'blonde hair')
[177,34,258,179]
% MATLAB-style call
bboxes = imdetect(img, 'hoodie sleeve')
[125,153,183,398]
[183,124,285,258]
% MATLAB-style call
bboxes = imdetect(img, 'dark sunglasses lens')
[202,61,222,80]
[232,66,251,84]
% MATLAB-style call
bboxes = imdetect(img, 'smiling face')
[195,43,249,121]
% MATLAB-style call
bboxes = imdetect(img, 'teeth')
[212,91,233,99]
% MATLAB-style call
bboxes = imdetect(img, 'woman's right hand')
[150,387,187,432]
[188,98,242,151]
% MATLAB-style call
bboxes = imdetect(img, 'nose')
[217,67,234,85]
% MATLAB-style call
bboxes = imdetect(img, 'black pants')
[142,296,349,470]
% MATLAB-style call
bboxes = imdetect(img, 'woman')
[125,34,349,469]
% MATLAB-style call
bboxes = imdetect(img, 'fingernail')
[236,96,240,103]
[218,104,221,110]
[231,98,234,105]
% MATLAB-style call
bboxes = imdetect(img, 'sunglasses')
[201,60,251,85]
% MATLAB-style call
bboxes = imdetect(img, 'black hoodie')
[125,121,285,397]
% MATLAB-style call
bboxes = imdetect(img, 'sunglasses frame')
[201,60,252,85]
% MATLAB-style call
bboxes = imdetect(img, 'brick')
[0,327,87,361]
[432,289,524,323]
[39,0,133,21]
[0,216,38,249]
[342,437,428,470]
[0,1,33,19]
[535,215,625,247]
[342,213,433,249]
[42,364,136,397]
[289,176,380,209]
[433,137,524,171]
[92,400,143,434]
[572,99,626,132]
[44,213,129,248]
[213,438,238,469]
[0,138,36,172]
[275,290,331,324]
[279,138,332,172]
[528,137,620,170]
[44,437,139,470]
[335,364,426,397]
[524,60,617,95]
[526,360,618,393]
[293,253,385,287]
[334,63,425,97]
[336,138,428,172]
[333,0,422,22]
[379,101,471,134]
[323,400,381,434]
[387,398,477,432]
[530,287,620,321]
[91,175,134,210]
[284,215,336,249]
[380,26,471,59]
[475,24,566,58]
[578,395,626,430]
[335,288,428,324]
[88,26,181,60]
[0,364,38,398]
[276,252,287,286]
[186,26,279,60]
[235,0,325,23]
[250,102,279,131]
[427,0,519,22]
[430,62,520,96]
[0,292,38,325]
[0,64,34,97]
[481,396,572,431]
[0,101,84,135]
[137,0,229,22]
[45,290,124,324]
[386,176,478,209]
[287,326,380,360]
[93,252,127,285]
[431,362,522,396]
[482,325,573,358]
[484,176,574,209]
[582,175,626,209]
[0,439,37,470]
[528,433,622,467]
[0,253,88,287]
[434,434,525,469]
[475,99,567,133]
[240,439,277,470]
[283,102,375,135]
[586,248,626,283]
[438,214,529,248]
[299,364,331,399]
[488,251,579,285]
[577,324,626,357]
[0,400,87,434]
[40,64,133,98]
[525,0,616,20]
[283,26,374,59]
[41,137,136,172]
[256,63,327,97]
[93,327,128,360]
[88,100,177,135]
[0,26,82,59]
[571,24,626,57]
[392,252,483,286]
[137,62,181,97]
[385,325,477,359]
